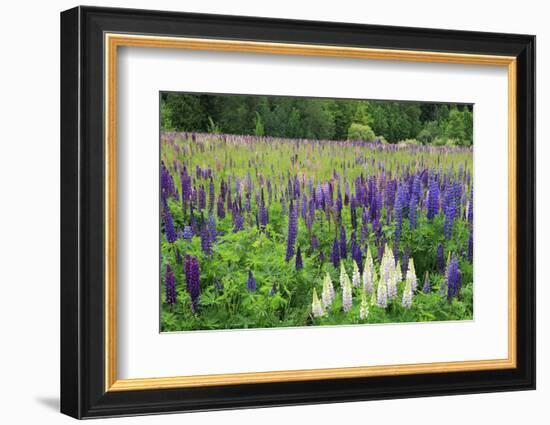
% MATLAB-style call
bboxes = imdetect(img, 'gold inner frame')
[104,33,517,392]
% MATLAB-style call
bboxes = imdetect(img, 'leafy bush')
[347,123,376,141]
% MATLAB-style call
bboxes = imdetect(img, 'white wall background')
[0,0,545,423]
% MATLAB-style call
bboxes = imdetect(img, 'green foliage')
[160,93,472,145]
[442,108,473,146]
[417,120,441,144]
[254,112,264,136]
[347,123,376,141]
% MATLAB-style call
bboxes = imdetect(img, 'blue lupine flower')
[184,255,201,312]
[422,272,431,293]
[467,188,473,224]
[163,208,177,243]
[247,270,257,292]
[200,224,212,255]
[208,178,215,212]
[437,243,445,274]
[394,183,406,245]
[183,225,193,240]
[350,196,357,230]
[446,254,461,301]
[198,186,206,210]
[180,167,191,202]
[331,238,340,268]
[409,174,421,229]
[468,228,473,262]
[208,214,217,242]
[259,189,268,229]
[285,200,298,262]
[352,242,363,274]
[164,264,176,305]
[339,226,347,259]
[216,195,225,219]
[444,185,457,240]
[295,246,303,270]
[427,177,439,220]
[311,234,319,251]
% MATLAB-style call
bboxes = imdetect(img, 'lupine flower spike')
[340,264,353,312]
[362,246,374,294]
[360,288,370,320]
[311,288,325,318]
[322,272,335,309]
[352,261,361,287]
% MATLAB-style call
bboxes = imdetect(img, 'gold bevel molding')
[104,33,518,392]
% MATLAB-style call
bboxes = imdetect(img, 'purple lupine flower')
[183,225,193,240]
[350,196,357,230]
[339,226,347,259]
[180,167,192,202]
[164,264,176,305]
[394,183,406,245]
[409,174,421,229]
[232,209,244,232]
[444,185,457,240]
[216,195,225,219]
[184,255,201,312]
[446,254,461,301]
[385,179,397,212]
[295,246,303,270]
[436,243,445,274]
[208,178,215,212]
[269,282,277,296]
[427,177,440,220]
[467,228,473,262]
[285,200,298,262]
[258,189,268,229]
[247,270,257,292]
[315,184,324,209]
[467,188,473,224]
[422,272,431,293]
[352,243,363,274]
[208,214,217,242]
[163,208,177,243]
[311,234,319,251]
[161,162,176,199]
[331,238,340,268]
[401,248,409,277]
[198,186,206,210]
[200,224,212,255]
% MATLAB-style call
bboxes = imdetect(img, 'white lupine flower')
[362,247,374,294]
[395,260,403,283]
[342,276,353,312]
[402,277,413,308]
[352,261,361,287]
[322,272,334,309]
[376,274,387,308]
[311,288,325,318]
[406,258,417,291]
[383,245,398,299]
[402,258,416,308]
[340,263,351,290]
[340,263,353,312]
[360,289,370,320]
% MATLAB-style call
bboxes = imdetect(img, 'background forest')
[160,93,473,146]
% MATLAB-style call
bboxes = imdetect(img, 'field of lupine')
[160,132,473,331]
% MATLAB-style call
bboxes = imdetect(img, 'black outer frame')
[60,5,536,419]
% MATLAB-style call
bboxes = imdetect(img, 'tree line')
[160,92,473,146]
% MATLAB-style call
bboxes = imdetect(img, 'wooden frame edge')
[104,33,518,392]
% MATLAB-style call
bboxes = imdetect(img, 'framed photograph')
[60,6,536,419]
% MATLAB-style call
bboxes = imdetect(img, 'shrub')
[347,123,376,141]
